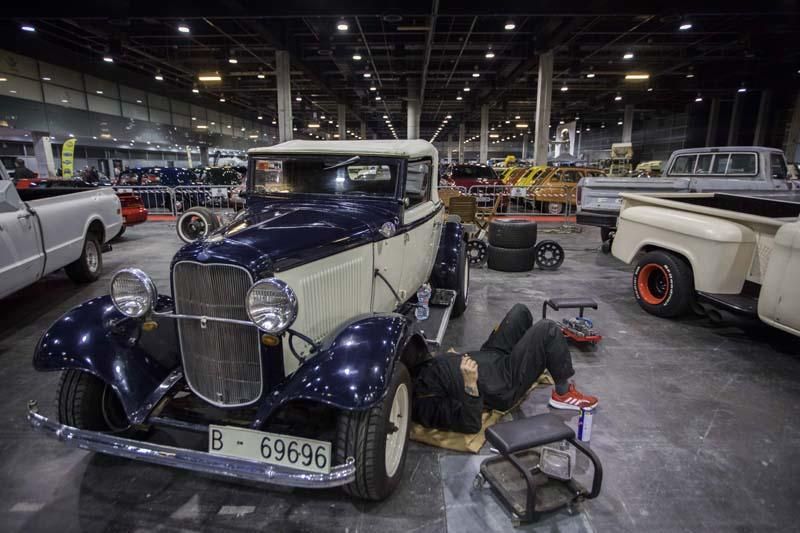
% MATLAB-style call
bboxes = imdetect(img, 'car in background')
[116,167,208,213]
[444,163,503,207]
[530,167,606,215]
[115,193,148,239]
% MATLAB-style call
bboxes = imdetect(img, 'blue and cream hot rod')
[28,140,469,501]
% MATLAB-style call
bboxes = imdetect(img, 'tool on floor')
[474,413,603,524]
[542,298,603,344]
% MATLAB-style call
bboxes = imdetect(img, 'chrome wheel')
[85,239,100,273]
[385,382,409,478]
[463,252,470,305]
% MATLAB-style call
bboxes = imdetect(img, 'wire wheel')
[534,240,565,270]
[466,239,488,266]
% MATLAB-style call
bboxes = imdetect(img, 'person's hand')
[460,355,479,389]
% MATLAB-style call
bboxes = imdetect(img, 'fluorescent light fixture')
[363,72,372,78]
[249,134,258,139]
[738,86,747,93]
[308,123,320,128]
[686,73,695,78]
[446,115,452,119]
[154,73,164,81]
[353,53,362,61]
[463,86,471,92]
[198,74,222,81]
[96,90,103,94]
[617,120,623,125]
[614,94,622,101]
[21,25,36,32]
[490,133,500,138]
[257,73,266,79]
[228,57,238,64]
[647,87,653,92]
[624,73,650,80]
[514,114,520,119]
[257,115,263,120]
[456,95,463,100]
[369,85,377,91]
[472,72,480,78]
[191,117,197,120]
[178,23,190,33]
[136,99,142,103]
[192,88,199,93]
[61,99,68,103]
[197,125,208,129]
[375,95,382,100]
[505,120,510,123]
[219,97,226,102]
[586,72,596,78]
[295,96,302,101]
[679,23,692,30]
[103,56,114,63]
[504,21,516,30]
[41,76,50,81]
[337,20,349,31]
[623,52,634,59]
[560,85,568,91]
[560,120,565,124]
[515,123,529,128]
[485,51,495,59]
[383,115,388,119]
[695,94,703,102]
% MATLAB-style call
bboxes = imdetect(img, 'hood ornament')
[379,222,396,238]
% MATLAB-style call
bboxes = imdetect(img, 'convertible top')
[249,139,438,161]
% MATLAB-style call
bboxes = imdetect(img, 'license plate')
[476,195,491,202]
[210,187,228,198]
[209,425,332,474]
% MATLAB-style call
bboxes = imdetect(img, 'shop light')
[228,57,238,64]
[560,84,568,91]
[504,20,516,30]
[456,95,463,100]
[515,123,529,128]
[679,22,693,31]
[472,72,480,78]
[369,85,377,91]
[623,52,634,60]
[21,24,36,32]
[624,73,650,80]
[337,20,349,32]
[614,94,622,101]
[197,125,208,129]
[485,50,495,59]
[586,72,596,78]
[695,94,703,102]
[363,72,372,78]
[257,115,263,120]
[353,53,362,61]
[738,85,747,93]
[41,76,50,81]
[686,73,695,78]
[257,72,266,79]
[198,74,223,82]
[103,56,114,63]
[219,97,226,102]
[154,72,164,81]
[308,123,320,128]
[178,23,190,33]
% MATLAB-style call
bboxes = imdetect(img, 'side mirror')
[403,197,410,208]
[0,181,23,213]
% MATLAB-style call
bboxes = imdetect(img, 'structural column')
[705,98,720,147]
[458,123,465,163]
[533,51,554,167]
[407,80,420,140]
[521,133,529,160]
[360,120,367,140]
[199,146,209,167]
[479,104,489,164]
[622,104,634,143]
[446,135,454,163]
[727,93,743,145]
[338,104,347,139]
[783,91,800,161]
[753,90,772,146]
[31,132,55,177]
[275,50,293,142]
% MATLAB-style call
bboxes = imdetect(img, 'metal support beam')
[407,80,420,140]
[522,133,529,160]
[31,132,55,177]
[338,104,346,139]
[479,104,489,164]
[705,98,720,147]
[534,51,554,167]
[622,105,634,143]
[275,50,293,143]
[199,146,209,167]
[783,91,800,161]
[727,93,742,145]
[458,123,465,163]
[447,135,454,163]
[360,120,367,140]
[753,90,772,146]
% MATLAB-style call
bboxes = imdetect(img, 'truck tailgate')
[579,177,691,213]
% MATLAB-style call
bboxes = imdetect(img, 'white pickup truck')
[577,146,795,244]
[0,173,122,299]
[611,191,800,337]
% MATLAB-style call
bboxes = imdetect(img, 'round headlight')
[110,268,157,318]
[246,279,298,334]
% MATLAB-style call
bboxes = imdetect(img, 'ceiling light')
[456,95,463,100]
[363,72,372,78]
[686,73,695,78]
[228,57,238,64]
[485,50,495,59]
[41,76,50,81]
[504,20,516,30]
[446,115,452,119]
[192,87,199,94]
[197,125,208,129]
[198,74,222,82]
[257,115,263,120]
[103,55,114,63]
[515,123,529,128]
[623,52,634,60]
[614,93,622,101]
[295,95,302,101]
[308,123,320,128]
[738,84,747,93]
[490,133,500,138]
[272,119,277,124]
[21,24,36,32]
[560,120,565,124]
[375,95,382,100]
[154,72,164,81]
[505,120,510,123]
[463,86,471,92]
[369,85,377,91]
[353,53,362,61]
[601,123,606,128]
[679,23,693,31]
[383,114,388,119]
[472,72,480,78]
[178,23,190,33]
[257,72,266,79]
[219,97,226,102]
[647,87,653,92]
[586,72,596,78]
[695,93,703,102]
[192,116,197,120]
[96,90,103,94]
[624,73,650,80]
[61,99,68,103]
[514,114,520,119]
[560,83,568,92]
[617,120,623,125]
[293,127,298,131]
[337,20,349,32]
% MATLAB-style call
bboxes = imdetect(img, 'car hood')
[172,197,401,276]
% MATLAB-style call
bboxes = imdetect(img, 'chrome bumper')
[27,402,355,489]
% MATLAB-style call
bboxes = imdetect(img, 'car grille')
[173,261,262,407]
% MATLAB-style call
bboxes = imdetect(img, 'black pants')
[469,304,575,410]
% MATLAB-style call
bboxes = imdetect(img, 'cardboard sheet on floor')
[410,373,554,453]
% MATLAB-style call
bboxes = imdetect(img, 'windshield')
[450,165,497,180]
[250,156,400,197]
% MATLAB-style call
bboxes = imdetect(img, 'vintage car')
[28,139,470,501]
[530,167,606,215]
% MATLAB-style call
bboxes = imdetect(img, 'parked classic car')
[0,167,122,299]
[530,167,606,215]
[28,140,470,501]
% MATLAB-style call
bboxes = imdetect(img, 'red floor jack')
[542,298,603,344]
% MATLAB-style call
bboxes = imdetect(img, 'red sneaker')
[549,384,598,411]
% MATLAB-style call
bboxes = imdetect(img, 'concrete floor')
[2,221,799,532]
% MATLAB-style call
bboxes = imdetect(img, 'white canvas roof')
[249,139,438,160]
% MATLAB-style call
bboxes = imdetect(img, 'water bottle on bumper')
[415,283,431,320]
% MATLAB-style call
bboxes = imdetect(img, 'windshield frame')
[247,153,405,200]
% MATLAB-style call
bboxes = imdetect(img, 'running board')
[407,289,456,349]
[696,291,759,317]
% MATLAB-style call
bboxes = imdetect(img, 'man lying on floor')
[412,303,599,434]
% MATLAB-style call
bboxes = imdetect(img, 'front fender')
[33,295,181,423]
[430,220,464,289]
[251,313,410,428]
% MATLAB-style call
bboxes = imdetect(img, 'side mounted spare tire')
[176,207,220,243]
[633,250,695,318]
[487,219,538,248]
[487,244,535,272]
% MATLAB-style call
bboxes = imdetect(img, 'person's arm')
[413,356,484,434]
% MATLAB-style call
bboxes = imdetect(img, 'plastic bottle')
[415,283,431,321]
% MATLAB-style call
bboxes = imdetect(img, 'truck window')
[670,155,696,175]
[712,154,730,174]
[726,154,756,176]
[770,153,788,179]
[405,160,431,207]
[695,154,713,174]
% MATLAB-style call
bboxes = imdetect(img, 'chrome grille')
[173,261,262,407]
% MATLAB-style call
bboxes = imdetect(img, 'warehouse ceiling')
[1,1,798,142]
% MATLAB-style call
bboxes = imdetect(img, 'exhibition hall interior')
[1,2,799,531]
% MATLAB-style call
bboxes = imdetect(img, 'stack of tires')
[487,219,538,272]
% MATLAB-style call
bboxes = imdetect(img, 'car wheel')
[57,370,130,432]
[65,233,103,283]
[633,250,695,318]
[451,240,469,317]
[176,207,219,243]
[487,244,535,272]
[487,219,538,248]
[466,239,488,267]
[600,227,615,243]
[335,362,412,501]
[534,240,565,270]
[547,202,565,215]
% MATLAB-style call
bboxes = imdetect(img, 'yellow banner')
[62,138,77,179]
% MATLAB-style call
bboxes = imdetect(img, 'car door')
[399,159,441,298]
[0,182,44,299]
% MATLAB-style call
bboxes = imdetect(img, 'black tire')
[112,225,126,241]
[57,369,130,432]
[336,362,412,501]
[176,207,219,243]
[466,239,488,267]
[633,250,695,318]
[487,244,535,272]
[487,219,538,248]
[534,240,565,270]
[451,240,469,317]
[65,233,103,283]
[600,227,614,243]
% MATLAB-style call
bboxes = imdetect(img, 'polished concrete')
[1,221,799,532]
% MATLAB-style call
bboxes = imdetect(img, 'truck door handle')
[17,213,32,220]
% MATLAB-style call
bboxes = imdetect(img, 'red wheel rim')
[638,264,669,305]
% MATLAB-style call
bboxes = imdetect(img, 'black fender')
[32,295,181,424]
[430,220,465,289]
[251,313,421,428]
